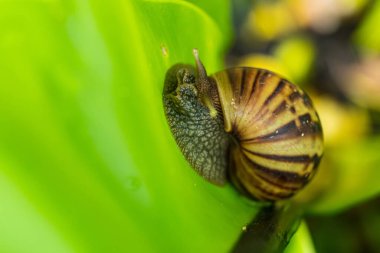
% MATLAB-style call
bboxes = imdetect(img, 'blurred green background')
[1,0,380,252]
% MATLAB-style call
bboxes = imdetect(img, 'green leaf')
[0,0,261,252]
[307,137,380,214]
[284,221,316,253]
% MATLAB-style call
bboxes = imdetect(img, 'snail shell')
[163,49,323,201]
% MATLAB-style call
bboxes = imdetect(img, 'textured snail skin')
[163,53,323,202]
[163,64,230,185]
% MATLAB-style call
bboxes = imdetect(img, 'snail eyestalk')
[192,48,218,117]
[192,48,208,80]
[192,49,211,94]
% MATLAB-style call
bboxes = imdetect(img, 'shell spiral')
[163,51,323,202]
[211,68,323,201]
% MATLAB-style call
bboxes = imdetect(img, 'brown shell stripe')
[230,145,297,200]
[212,68,323,200]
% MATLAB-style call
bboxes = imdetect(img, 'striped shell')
[163,50,323,202]
[211,68,323,201]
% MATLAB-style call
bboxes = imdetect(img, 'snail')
[163,49,323,202]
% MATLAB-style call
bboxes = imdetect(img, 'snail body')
[163,50,323,201]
